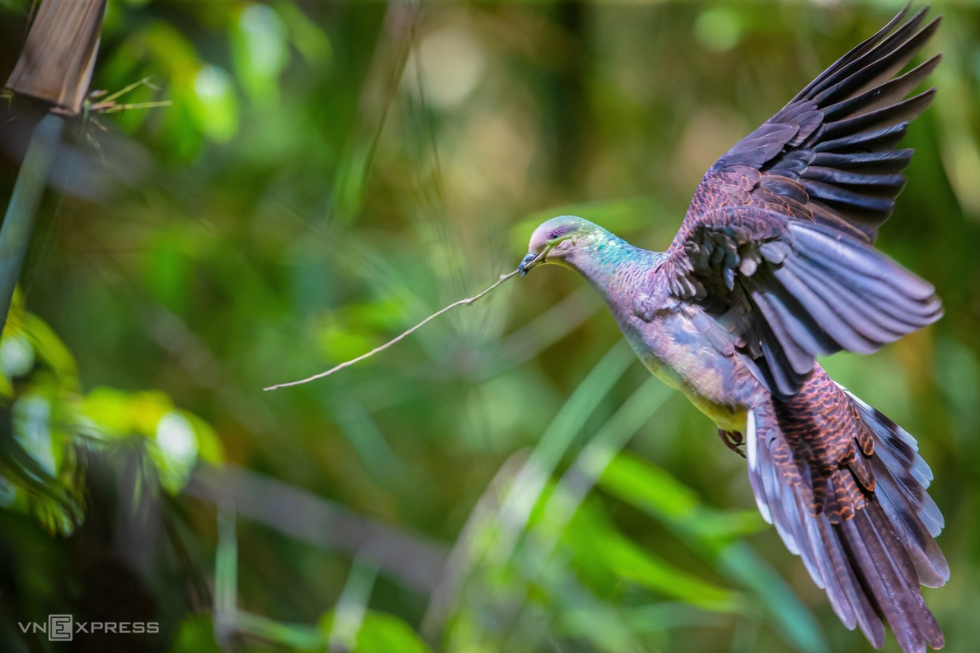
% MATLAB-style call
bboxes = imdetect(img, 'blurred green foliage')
[0,1,978,652]
[0,290,221,536]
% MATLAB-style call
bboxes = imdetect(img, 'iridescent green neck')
[560,229,658,289]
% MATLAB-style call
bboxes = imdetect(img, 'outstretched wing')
[660,5,943,399]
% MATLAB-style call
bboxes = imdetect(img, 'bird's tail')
[746,366,948,653]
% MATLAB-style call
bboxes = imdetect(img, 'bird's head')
[519,215,602,276]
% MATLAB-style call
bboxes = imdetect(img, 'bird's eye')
[548,230,562,240]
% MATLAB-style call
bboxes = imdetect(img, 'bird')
[518,5,948,653]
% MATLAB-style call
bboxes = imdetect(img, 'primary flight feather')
[520,6,947,652]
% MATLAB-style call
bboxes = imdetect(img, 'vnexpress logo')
[18,615,159,641]
[48,615,72,641]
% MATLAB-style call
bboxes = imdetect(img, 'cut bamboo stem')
[5,0,108,114]
[0,113,65,332]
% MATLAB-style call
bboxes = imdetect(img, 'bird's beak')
[519,251,542,277]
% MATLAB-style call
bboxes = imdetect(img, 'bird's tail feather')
[747,370,947,653]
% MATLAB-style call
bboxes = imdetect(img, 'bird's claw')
[718,429,746,458]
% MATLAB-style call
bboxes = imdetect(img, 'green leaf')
[600,452,765,543]
[0,333,33,378]
[22,313,78,384]
[599,529,739,611]
[272,0,332,64]
[317,611,432,653]
[238,611,324,650]
[191,65,240,142]
[150,410,199,493]
[494,340,636,554]
[232,3,290,104]
[183,411,224,466]
[565,500,740,611]
[169,614,221,653]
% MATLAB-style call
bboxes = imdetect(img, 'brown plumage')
[748,365,946,652]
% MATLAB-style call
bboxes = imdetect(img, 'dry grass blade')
[263,269,519,391]
[86,76,171,114]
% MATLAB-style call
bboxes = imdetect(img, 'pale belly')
[619,311,760,432]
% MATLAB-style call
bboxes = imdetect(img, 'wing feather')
[660,6,942,398]
[747,372,947,652]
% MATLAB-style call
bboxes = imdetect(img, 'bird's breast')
[616,304,760,431]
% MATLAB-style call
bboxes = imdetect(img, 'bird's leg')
[718,429,746,458]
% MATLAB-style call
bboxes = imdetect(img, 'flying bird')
[519,6,948,652]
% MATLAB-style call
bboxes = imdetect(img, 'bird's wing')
[661,5,942,399]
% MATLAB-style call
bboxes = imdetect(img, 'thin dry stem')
[263,269,519,391]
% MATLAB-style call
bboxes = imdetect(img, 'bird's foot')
[718,429,746,458]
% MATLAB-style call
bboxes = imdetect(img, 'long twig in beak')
[264,269,520,391]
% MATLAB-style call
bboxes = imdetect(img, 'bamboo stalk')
[0,113,64,333]
[1,0,109,331]
[4,0,108,114]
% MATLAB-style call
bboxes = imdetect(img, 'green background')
[0,1,978,652]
